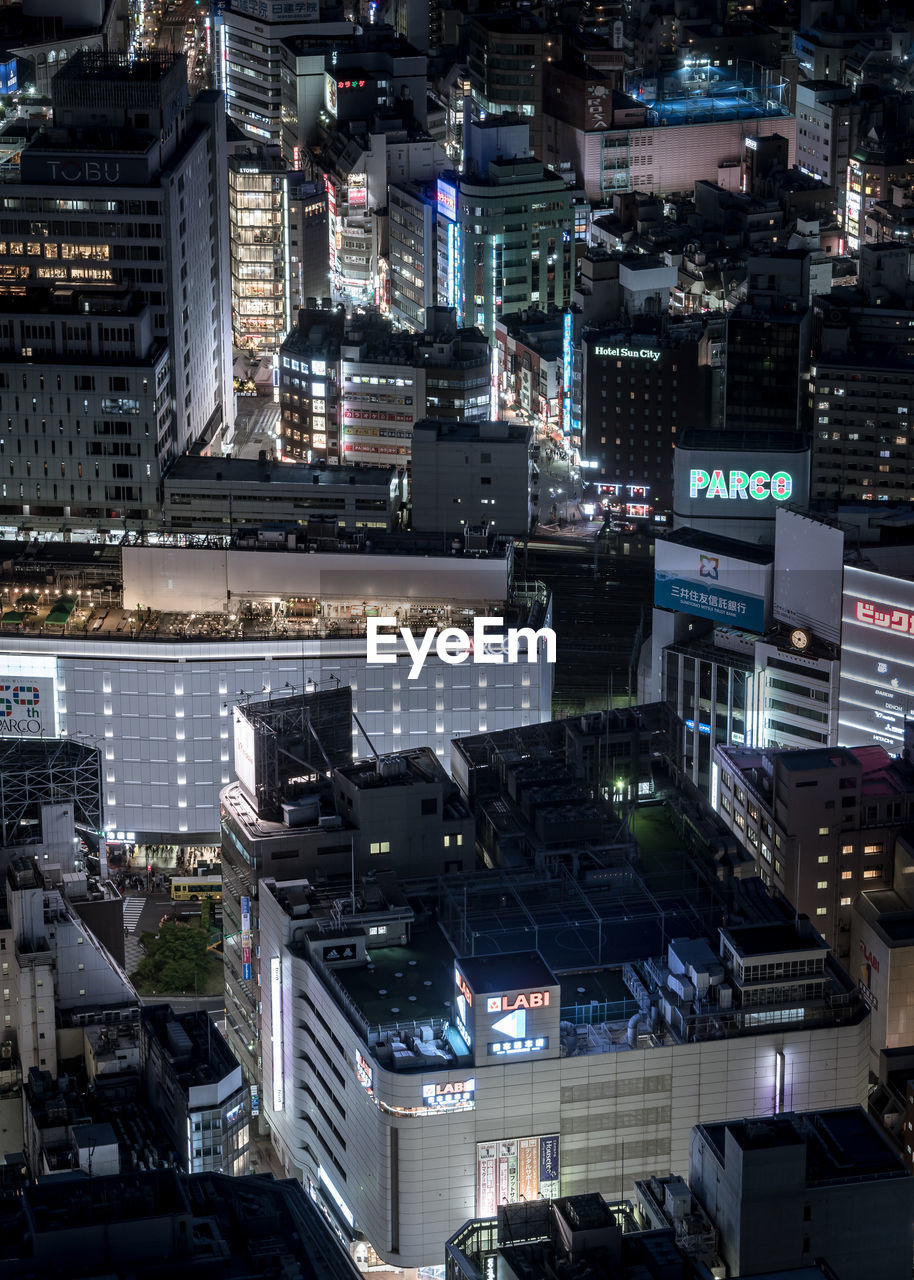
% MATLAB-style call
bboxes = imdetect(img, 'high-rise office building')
[0,51,233,531]
[436,154,576,343]
[466,10,558,162]
[220,2,351,148]
[227,145,290,355]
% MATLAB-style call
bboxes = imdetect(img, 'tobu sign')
[689,469,793,501]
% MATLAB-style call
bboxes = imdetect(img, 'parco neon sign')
[689,469,793,501]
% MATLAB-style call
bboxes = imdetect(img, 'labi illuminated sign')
[486,991,551,1012]
[689,469,793,501]
[594,345,661,361]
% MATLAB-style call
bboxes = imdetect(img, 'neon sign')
[486,991,551,1013]
[594,345,660,361]
[689,469,793,501]
[356,1050,373,1089]
[455,968,474,1006]
[422,1078,476,1109]
[437,178,457,222]
[854,599,914,635]
[562,311,573,438]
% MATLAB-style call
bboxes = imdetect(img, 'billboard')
[240,895,252,981]
[839,565,914,752]
[0,675,56,738]
[654,538,772,633]
[454,954,560,1061]
[437,178,457,222]
[673,443,810,527]
[233,707,258,801]
[476,1136,560,1217]
[773,509,845,646]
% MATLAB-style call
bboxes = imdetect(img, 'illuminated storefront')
[228,151,291,355]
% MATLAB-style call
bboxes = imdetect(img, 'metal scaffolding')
[0,739,102,848]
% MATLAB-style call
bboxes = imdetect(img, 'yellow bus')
[170,875,222,902]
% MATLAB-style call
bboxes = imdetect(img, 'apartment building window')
[817,881,828,890]
[369,841,390,855]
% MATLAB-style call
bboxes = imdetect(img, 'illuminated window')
[816,907,827,916]
[369,841,390,855]
[818,826,829,836]
[840,897,852,906]
[841,844,853,854]
[842,870,852,880]
[818,855,829,863]
[817,881,828,890]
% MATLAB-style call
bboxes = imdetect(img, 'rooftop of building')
[227,148,288,174]
[447,1196,680,1280]
[856,544,914,585]
[275,830,861,1062]
[1,1168,361,1279]
[281,24,419,59]
[699,1107,908,1184]
[719,741,914,801]
[165,455,398,491]
[412,418,531,445]
[53,50,181,88]
[658,527,774,566]
[678,426,809,454]
[337,747,458,794]
[721,920,829,958]
[0,2,113,49]
[142,1007,239,1091]
[855,888,914,946]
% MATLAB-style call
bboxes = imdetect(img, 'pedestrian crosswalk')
[122,896,146,933]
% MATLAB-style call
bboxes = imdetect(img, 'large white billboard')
[773,509,845,646]
[233,707,258,801]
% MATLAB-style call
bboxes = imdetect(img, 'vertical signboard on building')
[476,1136,560,1216]
[270,956,284,1112]
[233,707,257,801]
[240,895,252,980]
[839,565,914,751]
[562,311,573,440]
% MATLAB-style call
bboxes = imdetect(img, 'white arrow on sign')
[491,1008,526,1039]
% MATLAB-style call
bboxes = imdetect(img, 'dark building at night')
[582,321,716,515]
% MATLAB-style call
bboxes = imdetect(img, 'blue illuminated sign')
[655,571,765,632]
[0,60,16,96]
[562,311,573,439]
